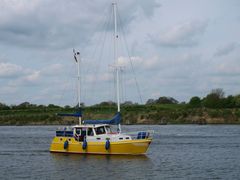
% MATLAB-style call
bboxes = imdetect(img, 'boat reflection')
[51,153,150,162]
[50,153,153,179]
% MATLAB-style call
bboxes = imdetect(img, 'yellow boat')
[50,3,153,155]
[50,123,153,155]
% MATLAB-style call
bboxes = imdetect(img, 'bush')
[202,89,226,108]
[189,96,201,108]
[156,96,178,104]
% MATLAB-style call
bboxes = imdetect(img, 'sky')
[0,0,240,106]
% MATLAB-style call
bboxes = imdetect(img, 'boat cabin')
[73,124,112,141]
[56,124,132,142]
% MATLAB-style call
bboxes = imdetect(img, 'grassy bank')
[1,104,240,125]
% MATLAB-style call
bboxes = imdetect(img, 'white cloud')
[41,63,64,76]
[0,62,23,78]
[149,21,208,47]
[7,70,41,87]
[117,56,160,70]
[215,59,240,75]
[86,72,113,83]
[0,0,240,105]
[151,92,161,99]
[24,71,40,82]
[0,0,160,50]
[0,86,17,95]
[0,0,40,21]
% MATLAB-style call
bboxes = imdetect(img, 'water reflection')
[51,153,150,162]
[2,125,240,179]
[50,153,153,179]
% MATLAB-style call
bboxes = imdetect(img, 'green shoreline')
[1,104,240,126]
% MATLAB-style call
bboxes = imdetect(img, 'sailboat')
[49,3,153,155]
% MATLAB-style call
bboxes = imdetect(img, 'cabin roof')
[72,124,110,128]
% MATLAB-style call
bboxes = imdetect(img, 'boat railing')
[122,130,154,140]
[56,127,74,137]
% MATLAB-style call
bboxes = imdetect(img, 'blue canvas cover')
[57,111,82,117]
[83,112,121,125]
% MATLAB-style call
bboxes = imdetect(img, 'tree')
[80,103,85,107]
[48,104,60,108]
[121,101,134,106]
[17,102,31,109]
[156,96,178,104]
[64,105,72,109]
[189,96,201,107]
[234,95,240,107]
[203,89,225,108]
[211,88,225,98]
[98,101,116,106]
[223,95,235,108]
[38,104,46,108]
[146,99,156,105]
[0,102,10,110]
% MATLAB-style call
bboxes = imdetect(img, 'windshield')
[95,126,106,135]
[105,126,112,133]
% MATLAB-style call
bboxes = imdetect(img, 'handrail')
[122,130,154,140]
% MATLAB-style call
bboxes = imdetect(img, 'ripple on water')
[0,125,240,179]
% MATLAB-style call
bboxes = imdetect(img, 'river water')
[0,125,240,179]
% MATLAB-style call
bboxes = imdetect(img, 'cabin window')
[95,126,106,135]
[75,128,87,136]
[82,129,87,136]
[74,128,87,142]
[105,126,112,133]
[87,128,94,136]
[76,128,81,135]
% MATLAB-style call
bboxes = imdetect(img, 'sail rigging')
[50,2,153,155]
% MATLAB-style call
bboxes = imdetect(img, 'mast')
[73,49,81,125]
[113,2,121,133]
[113,2,120,112]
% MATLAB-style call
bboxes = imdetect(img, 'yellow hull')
[50,137,152,155]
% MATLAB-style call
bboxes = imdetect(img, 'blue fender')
[82,137,87,150]
[64,140,69,149]
[105,139,110,150]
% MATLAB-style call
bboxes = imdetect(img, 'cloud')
[120,0,160,18]
[0,86,17,95]
[117,56,160,70]
[214,42,239,57]
[41,64,64,76]
[24,71,40,82]
[149,21,208,48]
[138,0,161,17]
[0,62,24,78]
[86,72,113,83]
[0,0,160,50]
[118,53,202,74]
[8,70,41,87]
[214,58,240,76]
[0,1,239,105]
[0,62,58,87]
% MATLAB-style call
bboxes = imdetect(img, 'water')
[0,125,240,179]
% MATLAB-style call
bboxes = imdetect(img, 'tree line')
[1,88,240,110]
[146,88,240,109]
[189,89,240,108]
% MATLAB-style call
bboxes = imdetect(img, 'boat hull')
[50,137,152,155]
